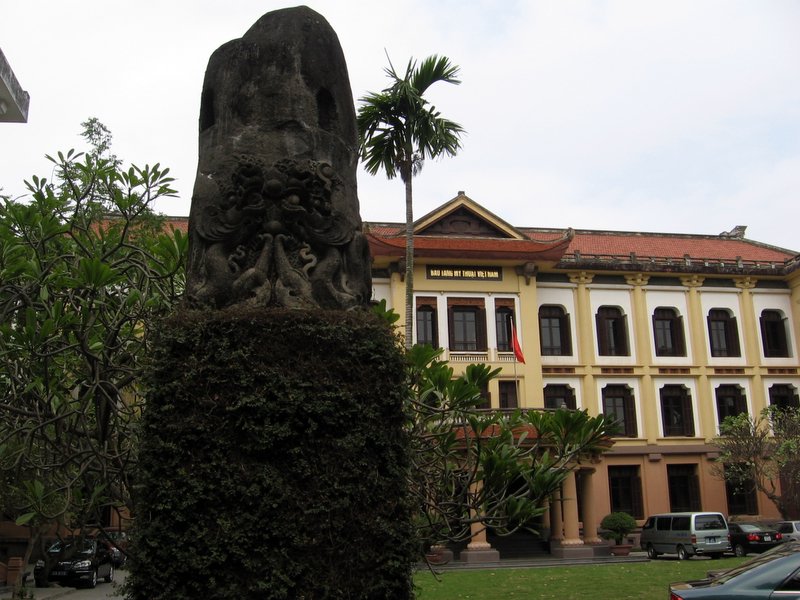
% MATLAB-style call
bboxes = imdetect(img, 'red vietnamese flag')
[511,324,526,364]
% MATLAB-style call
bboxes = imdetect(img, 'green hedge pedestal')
[126,308,415,599]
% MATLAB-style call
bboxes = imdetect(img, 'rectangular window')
[715,385,747,426]
[498,381,519,410]
[416,299,438,347]
[494,302,515,353]
[660,385,695,437]
[596,306,629,356]
[708,309,741,357]
[602,385,638,437]
[725,471,758,515]
[476,383,491,410]
[653,307,686,357]
[667,464,701,512]
[539,305,572,356]
[608,466,644,518]
[447,300,487,352]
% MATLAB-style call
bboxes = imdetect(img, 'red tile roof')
[560,231,795,263]
[367,222,796,265]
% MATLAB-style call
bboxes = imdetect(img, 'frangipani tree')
[0,122,186,589]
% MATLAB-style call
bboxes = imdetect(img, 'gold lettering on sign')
[427,265,502,281]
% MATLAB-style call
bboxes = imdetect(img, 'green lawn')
[414,557,748,599]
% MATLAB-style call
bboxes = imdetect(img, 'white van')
[640,512,730,560]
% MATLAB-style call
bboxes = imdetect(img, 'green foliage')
[0,122,186,541]
[125,309,416,600]
[357,54,464,183]
[715,406,800,517]
[357,54,465,349]
[600,512,638,545]
[407,345,617,551]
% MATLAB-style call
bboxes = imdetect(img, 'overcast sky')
[2,1,798,252]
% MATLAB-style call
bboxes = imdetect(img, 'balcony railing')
[445,350,519,363]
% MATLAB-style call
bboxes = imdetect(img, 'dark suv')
[33,538,115,588]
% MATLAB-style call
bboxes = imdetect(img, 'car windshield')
[47,540,94,556]
[739,524,761,532]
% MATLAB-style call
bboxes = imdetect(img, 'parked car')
[641,512,730,560]
[776,521,800,542]
[669,542,800,598]
[33,538,115,589]
[102,530,129,567]
[707,540,800,579]
[728,522,783,557]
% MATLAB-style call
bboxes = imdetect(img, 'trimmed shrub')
[125,307,415,599]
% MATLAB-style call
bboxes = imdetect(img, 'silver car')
[775,520,800,542]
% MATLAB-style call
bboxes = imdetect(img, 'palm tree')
[357,55,465,349]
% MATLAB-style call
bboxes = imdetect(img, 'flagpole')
[510,316,519,406]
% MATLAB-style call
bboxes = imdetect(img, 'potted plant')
[600,512,638,556]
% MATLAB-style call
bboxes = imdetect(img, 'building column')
[580,468,603,544]
[459,481,500,563]
[549,486,564,542]
[561,469,584,546]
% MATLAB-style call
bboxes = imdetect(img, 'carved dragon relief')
[186,156,371,310]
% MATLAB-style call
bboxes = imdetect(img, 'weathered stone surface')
[186,6,371,310]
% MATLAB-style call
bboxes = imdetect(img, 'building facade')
[367,192,800,557]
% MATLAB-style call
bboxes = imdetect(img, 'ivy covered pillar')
[126,309,415,599]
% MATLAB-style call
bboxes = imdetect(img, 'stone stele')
[185,6,371,310]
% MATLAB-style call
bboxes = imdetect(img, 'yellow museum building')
[366,192,800,558]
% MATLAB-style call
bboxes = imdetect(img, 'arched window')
[769,384,799,411]
[652,307,686,357]
[543,384,576,410]
[660,385,695,437]
[707,309,741,357]
[760,310,789,358]
[715,384,747,426]
[596,306,629,356]
[539,305,572,356]
[602,385,637,437]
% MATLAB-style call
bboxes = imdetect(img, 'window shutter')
[683,392,695,437]
[728,316,741,357]
[675,315,686,356]
[624,393,638,437]
[619,315,630,355]
[477,307,487,351]
[596,311,609,355]
[447,305,455,349]
[562,313,573,355]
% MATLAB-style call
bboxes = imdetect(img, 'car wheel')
[677,545,689,560]
[85,568,98,589]
[646,543,659,559]
[734,544,747,557]
[105,565,114,583]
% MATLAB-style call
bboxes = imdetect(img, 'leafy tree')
[714,407,800,518]
[358,55,465,349]
[404,343,615,557]
[0,122,186,589]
